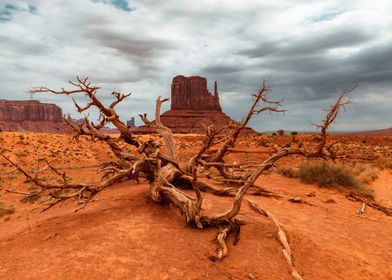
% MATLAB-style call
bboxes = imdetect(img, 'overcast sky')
[1,0,391,132]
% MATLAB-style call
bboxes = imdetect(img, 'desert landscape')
[0,76,391,280]
[1,1,392,279]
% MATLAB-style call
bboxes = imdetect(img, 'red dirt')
[1,132,392,279]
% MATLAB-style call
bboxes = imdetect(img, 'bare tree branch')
[8,77,375,279]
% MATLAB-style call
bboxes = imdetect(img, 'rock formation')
[0,100,69,133]
[150,75,254,134]
[171,75,221,111]
[127,117,136,128]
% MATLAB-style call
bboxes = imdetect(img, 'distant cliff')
[0,99,68,133]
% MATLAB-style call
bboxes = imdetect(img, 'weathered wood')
[7,77,369,280]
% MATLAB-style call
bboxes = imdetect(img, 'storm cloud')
[0,0,391,131]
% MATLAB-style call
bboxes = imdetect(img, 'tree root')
[208,219,244,263]
[6,77,359,276]
[357,202,366,215]
[209,224,231,262]
[179,175,303,203]
[247,199,304,280]
[346,192,392,216]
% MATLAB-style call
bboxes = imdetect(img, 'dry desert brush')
[2,77,385,280]
[293,160,374,198]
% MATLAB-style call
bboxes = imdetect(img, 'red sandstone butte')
[171,75,221,111]
[156,75,254,134]
[0,99,69,133]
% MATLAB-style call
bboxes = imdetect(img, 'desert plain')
[0,131,391,280]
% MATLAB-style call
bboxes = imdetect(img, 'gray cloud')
[89,29,175,64]
[241,27,372,58]
[0,0,391,131]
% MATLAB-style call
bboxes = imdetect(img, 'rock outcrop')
[171,75,221,111]
[127,117,136,128]
[148,75,255,134]
[0,100,69,133]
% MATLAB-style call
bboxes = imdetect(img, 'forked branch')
[312,86,355,158]
[9,77,364,280]
[30,76,140,148]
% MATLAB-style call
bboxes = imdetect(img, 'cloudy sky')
[1,0,391,132]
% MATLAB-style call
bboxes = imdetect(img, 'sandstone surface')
[0,99,68,133]
[155,75,254,134]
[171,75,221,111]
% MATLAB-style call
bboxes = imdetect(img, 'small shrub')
[289,160,376,198]
[291,135,298,143]
[277,129,285,136]
[312,136,322,142]
[297,161,360,188]
[0,201,15,218]
[354,164,380,184]
[20,194,41,204]
[372,160,392,170]
[257,139,269,147]
[279,167,297,178]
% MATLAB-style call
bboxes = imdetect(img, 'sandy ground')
[0,132,391,279]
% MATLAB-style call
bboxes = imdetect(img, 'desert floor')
[0,132,391,280]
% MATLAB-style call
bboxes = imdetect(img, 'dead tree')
[190,81,286,180]
[310,86,356,159]
[1,77,369,280]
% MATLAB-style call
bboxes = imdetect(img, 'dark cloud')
[231,24,392,110]
[90,30,175,62]
[0,0,391,132]
[202,65,242,75]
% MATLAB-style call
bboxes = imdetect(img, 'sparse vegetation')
[372,159,392,170]
[2,76,392,280]
[20,194,41,204]
[296,161,360,188]
[354,164,380,184]
[279,166,298,178]
[0,200,15,218]
[280,160,375,197]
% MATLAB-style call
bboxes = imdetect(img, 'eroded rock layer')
[0,100,68,133]
[171,75,221,111]
[160,109,234,134]
[157,75,254,134]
